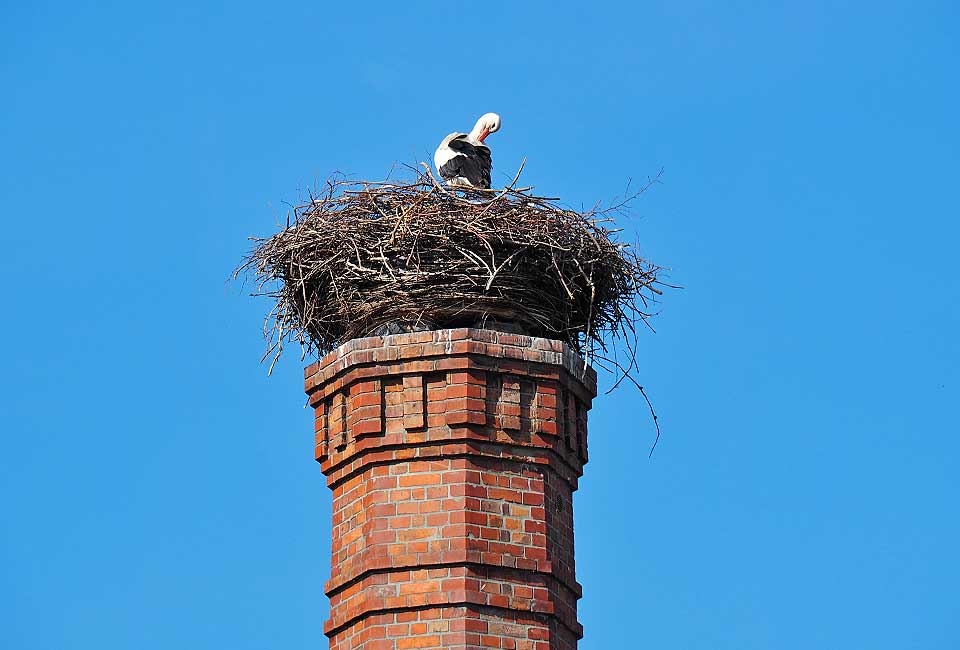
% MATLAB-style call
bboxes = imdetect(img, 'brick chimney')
[304,328,595,650]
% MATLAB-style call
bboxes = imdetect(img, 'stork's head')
[470,112,501,143]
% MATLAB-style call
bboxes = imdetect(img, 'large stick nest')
[237,166,665,370]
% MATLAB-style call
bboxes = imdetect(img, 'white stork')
[433,113,501,189]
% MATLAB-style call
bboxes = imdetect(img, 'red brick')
[307,329,594,649]
[398,473,442,487]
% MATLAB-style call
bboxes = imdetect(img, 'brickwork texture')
[305,329,596,650]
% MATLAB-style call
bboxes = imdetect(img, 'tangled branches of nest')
[236,165,665,372]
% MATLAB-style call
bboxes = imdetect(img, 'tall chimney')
[305,328,595,650]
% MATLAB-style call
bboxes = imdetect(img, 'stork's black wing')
[442,137,492,188]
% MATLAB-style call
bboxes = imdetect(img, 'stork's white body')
[434,133,472,186]
[433,113,501,189]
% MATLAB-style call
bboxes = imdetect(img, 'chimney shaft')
[305,329,595,650]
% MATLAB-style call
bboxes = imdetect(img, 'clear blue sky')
[2,2,957,648]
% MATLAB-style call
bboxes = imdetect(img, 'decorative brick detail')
[306,329,596,650]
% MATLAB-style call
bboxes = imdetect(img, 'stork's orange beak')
[477,128,490,143]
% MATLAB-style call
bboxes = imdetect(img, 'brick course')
[306,329,595,650]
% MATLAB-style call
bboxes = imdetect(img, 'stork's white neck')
[468,112,500,143]
[468,121,486,142]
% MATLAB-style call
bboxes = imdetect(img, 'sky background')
[2,1,958,648]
